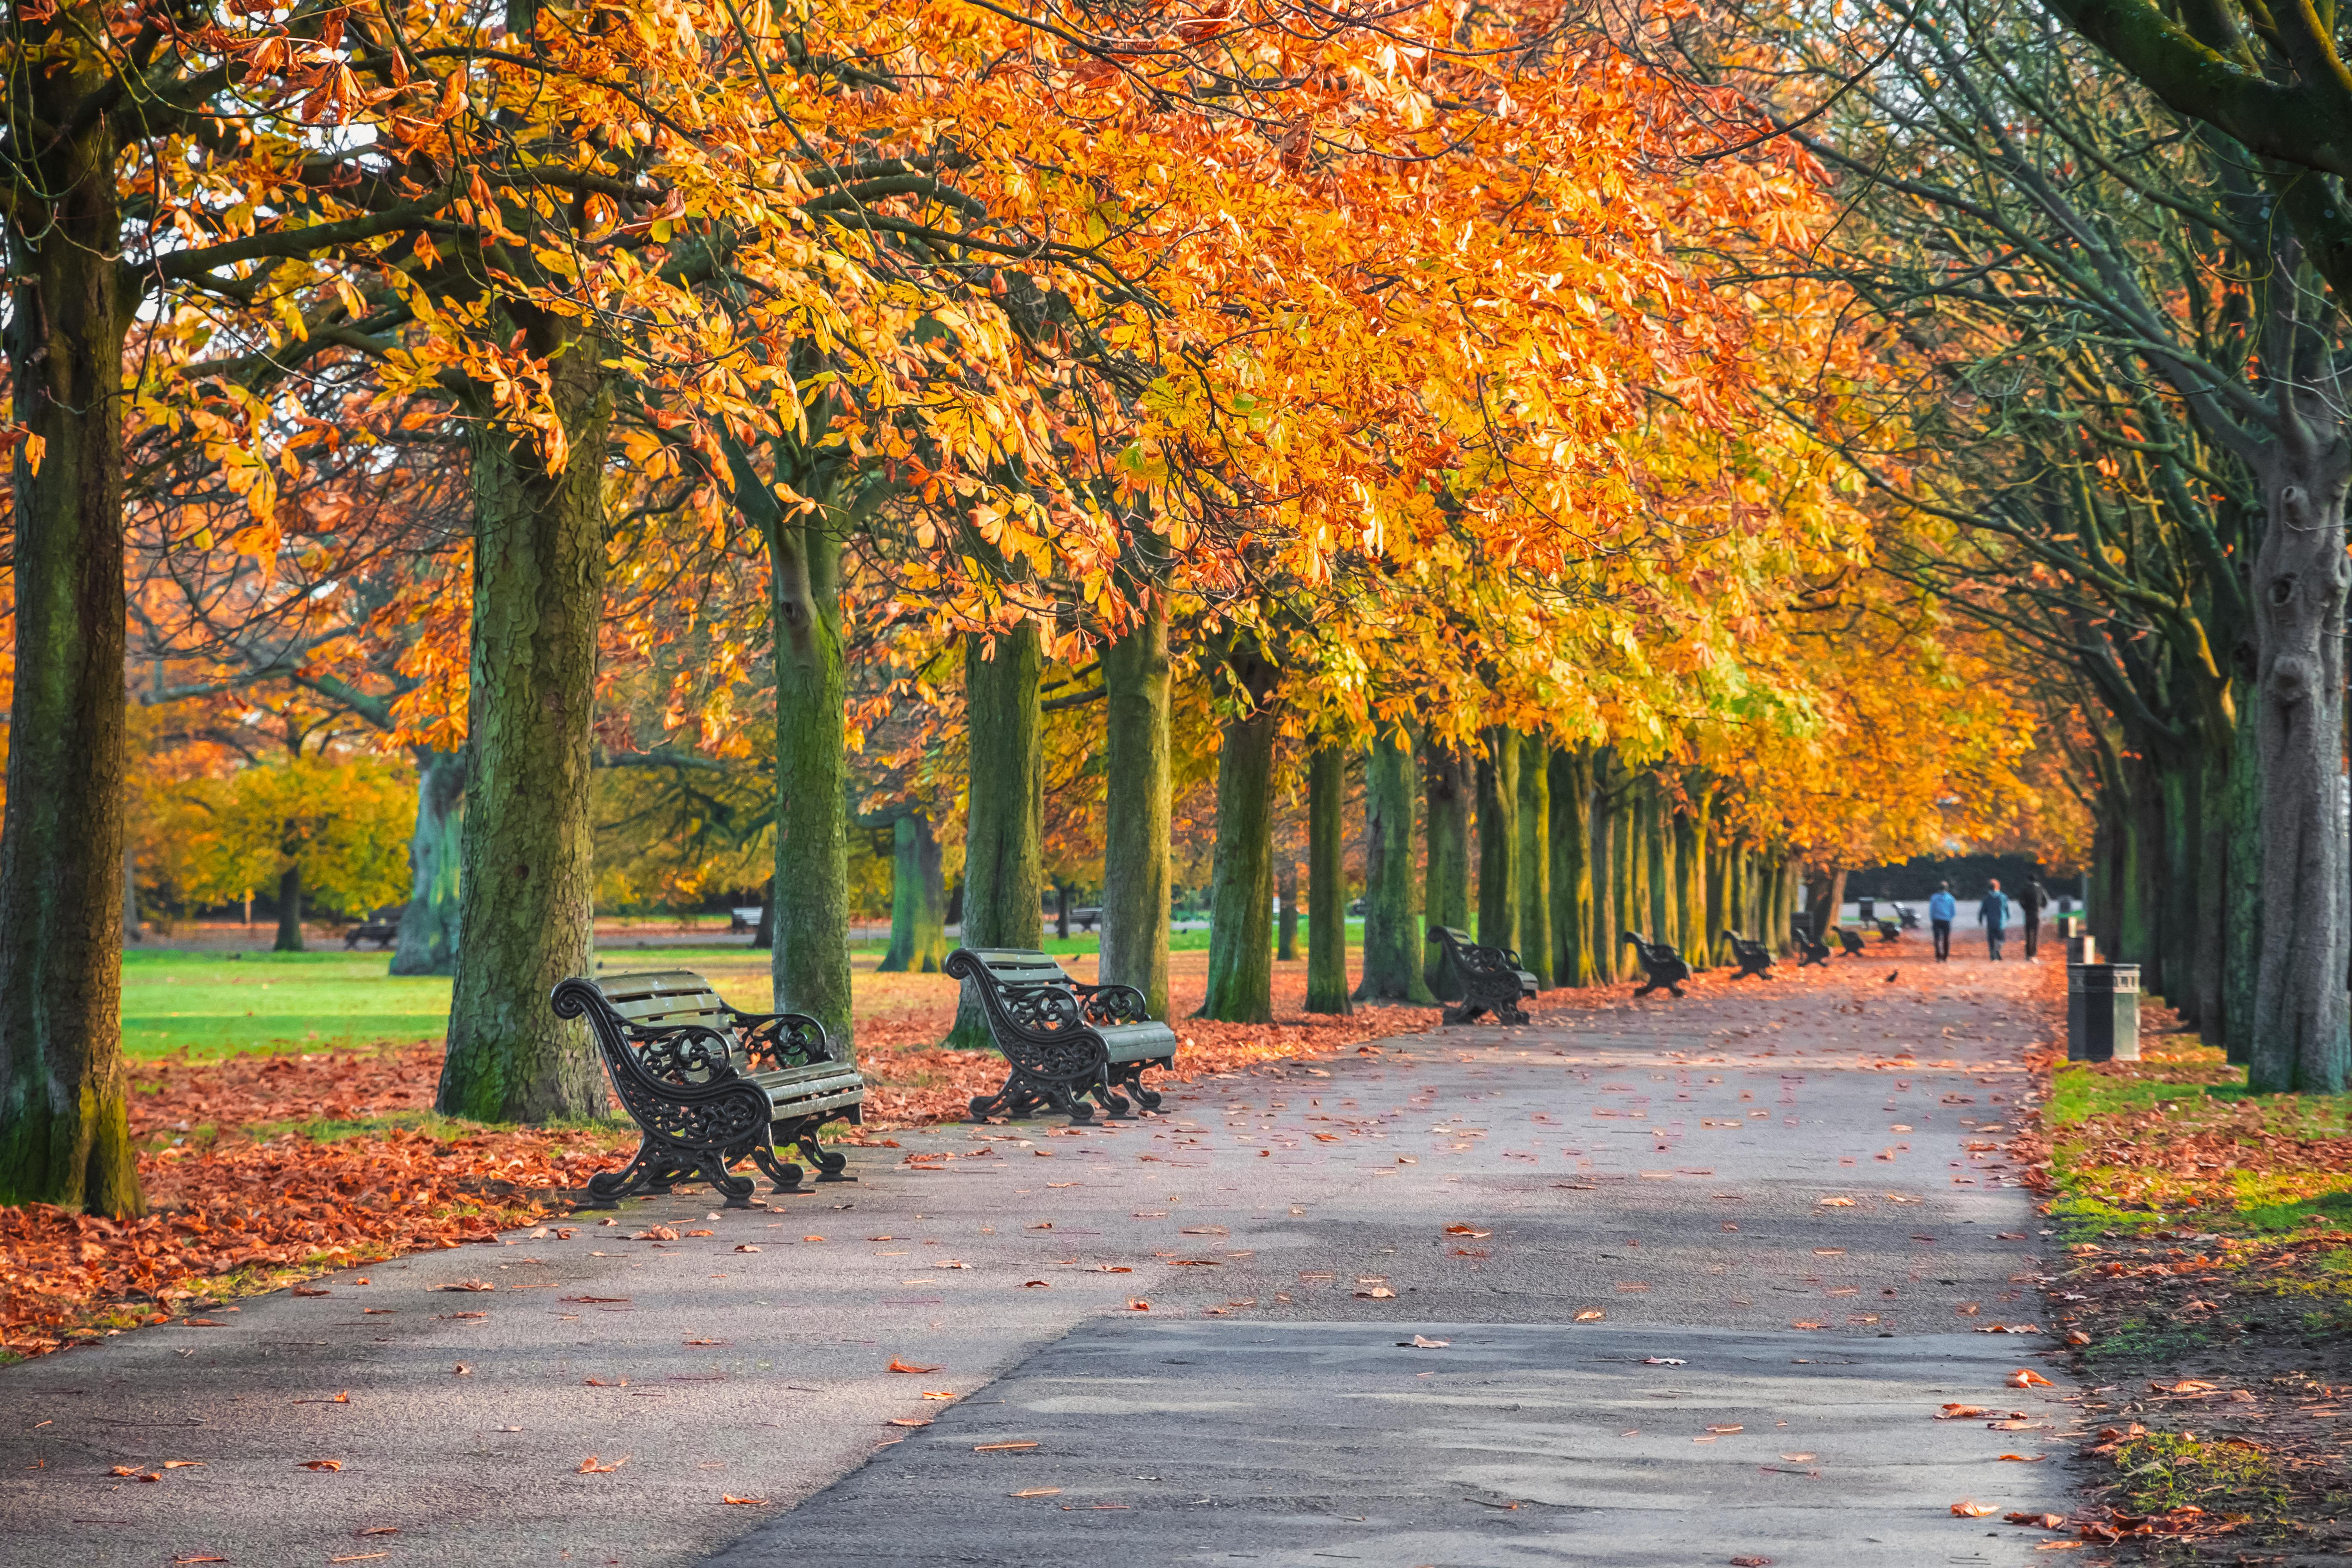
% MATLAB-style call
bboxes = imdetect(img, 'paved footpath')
[1,951,2088,1566]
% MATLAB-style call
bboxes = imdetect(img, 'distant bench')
[1620,931,1691,998]
[344,913,400,950]
[1724,931,1774,980]
[551,970,865,1206]
[946,947,1176,1123]
[1427,926,1537,1026]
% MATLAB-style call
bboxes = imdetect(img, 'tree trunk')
[1515,733,1552,986]
[1305,743,1352,1014]
[0,98,141,1212]
[1475,729,1518,951]
[1055,880,1072,942]
[1100,608,1171,1019]
[1645,784,1672,947]
[751,877,775,951]
[1276,858,1300,963]
[1550,747,1596,988]
[2248,439,2352,1093]
[2223,684,2261,1064]
[1592,773,1620,980]
[392,746,466,975]
[1197,668,1278,1024]
[763,503,853,1050]
[1356,723,1430,1004]
[949,623,1044,1046]
[437,332,609,1124]
[1421,740,1470,998]
[879,814,946,974]
[1675,793,1709,968]
[274,864,306,953]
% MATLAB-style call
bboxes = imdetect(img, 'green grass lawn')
[121,918,1368,1061]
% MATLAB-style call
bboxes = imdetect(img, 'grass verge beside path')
[2024,982,2352,1560]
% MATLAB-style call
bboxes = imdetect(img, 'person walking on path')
[1928,882,1956,962]
[2018,878,2047,960]
[1978,879,2011,962]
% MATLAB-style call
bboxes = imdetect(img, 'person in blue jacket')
[1927,882,1956,962]
[1978,879,2011,961]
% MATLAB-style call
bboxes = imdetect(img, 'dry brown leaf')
[1951,1500,1998,1517]
[2008,1369,2053,1388]
[720,1494,769,1506]
[577,1455,628,1473]
[300,1459,343,1472]
[887,1358,943,1374]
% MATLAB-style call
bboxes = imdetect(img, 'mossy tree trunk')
[1277,857,1300,963]
[751,877,775,950]
[1197,650,1279,1023]
[392,746,466,976]
[1305,744,1352,1013]
[1475,729,1518,952]
[1549,746,1595,988]
[1590,766,1620,981]
[879,813,946,974]
[0,92,140,1212]
[1421,740,1471,998]
[1357,723,1430,1004]
[949,623,1044,1046]
[1642,783,1672,947]
[274,864,306,953]
[1515,733,1551,986]
[436,324,609,1125]
[1100,607,1171,1019]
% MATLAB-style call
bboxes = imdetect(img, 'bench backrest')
[583,969,748,1082]
[954,949,1075,994]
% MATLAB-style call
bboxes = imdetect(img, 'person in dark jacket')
[1927,882,1956,962]
[2018,878,2048,960]
[1978,880,2011,962]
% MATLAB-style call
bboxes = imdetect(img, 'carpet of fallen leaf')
[2021,980,2352,1560]
[0,956,1449,1356]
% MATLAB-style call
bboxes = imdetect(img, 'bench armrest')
[727,1007,839,1069]
[1072,981,1152,1027]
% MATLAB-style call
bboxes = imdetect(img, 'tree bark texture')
[751,877,775,951]
[949,623,1044,1047]
[765,509,853,1050]
[438,337,609,1124]
[1100,608,1171,1020]
[274,865,306,953]
[1305,744,1352,1014]
[1198,656,1279,1024]
[1644,786,1672,948]
[1515,734,1552,987]
[1549,747,1596,988]
[879,814,946,974]
[1277,857,1300,964]
[392,746,466,975]
[1421,740,1470,999]
[2248,438,2352,1093]
[1475,729,1518,952]
[0,81,139,1212]
[1357,723,1430,1004]
[2224,687,2261,1065]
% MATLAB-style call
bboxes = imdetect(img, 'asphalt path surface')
[0,948,2080,1565]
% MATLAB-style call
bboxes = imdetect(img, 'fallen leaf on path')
[2007,1512,2068,1528]
[1021,1280,1050,1289]
[1951,1500,1999,1517]
[973,1442,1038,1452]
[1443,1225,1491,1237]
[1998,1454,2045,1462]
[162,1460,204,1469]
[1779,1453,1814,1462]
[887,1358,942,1374]
[1401,1335,1450,1348]
[1354,1287,1395,1299]
[720,1495,769,1506]
[1011,1487,1061,1498]
[2008,1369,2053,1388]
[1575,1310,1606,1322]
[885,1418,931,1428]
[1816,1197,1856,1207]
[1936,1404,1988,1420]
[1127,1298,1152,1311]
[300,1459,343,1471]
[451,1363,470,1376]
[1706,1424,1743,1434]
[1730,1557,1774,1566]
[440,1280,493,1293]
[583,1377,627,1387]
[577,1455,628,1473]
[292,1285,331,1297]
[1642,1357,1686,1366]
[733,1245,761,1253]
[633,1227,679,1241]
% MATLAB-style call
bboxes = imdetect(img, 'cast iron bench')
[550,970,864,1206]
[1874,918,1901,943]
[1621,931,1691,998]
[344,911,400,950]
[1895,904,1920,930]
[1794,926,1831,968]
[945,948,1174,1123]
[1724,931,1774,980]
[1426,925,1537,1025]
[1835,926,1867,957]
[728,906,762,933]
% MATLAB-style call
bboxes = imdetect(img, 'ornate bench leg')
[749,1133,805,1193]
[793,1120,854,1182]
[692,1150,759,1208]
[586,1139,672,1207]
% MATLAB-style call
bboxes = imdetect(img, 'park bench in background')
[343,909,401,950]
[1426,926,1537,1026]
[551,970,864,1206]
[1071,906,1103,932]
[1874,918,1901,943]
[728,906,762,933]
[945,947,1175,1124]
[1835,926,1868,957]
[1723,931,1774,980]
[1620,931,1691,998]
[1795,927,1831,968]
